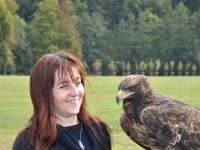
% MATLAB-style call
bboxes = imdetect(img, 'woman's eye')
[59,84,68,88]
[59,86,65,88]
[76,81,82,86]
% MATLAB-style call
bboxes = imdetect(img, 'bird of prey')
[116,75,200,150]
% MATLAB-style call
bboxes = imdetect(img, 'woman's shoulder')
[89,118,112,150]
[90,119,109,131]
[13,128,33,150]
[89,118,111,140]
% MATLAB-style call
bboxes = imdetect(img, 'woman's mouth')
[66,99,79,103]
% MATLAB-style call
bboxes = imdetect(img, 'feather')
[120,112,150,150]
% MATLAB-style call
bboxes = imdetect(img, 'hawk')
[116,75,200,150]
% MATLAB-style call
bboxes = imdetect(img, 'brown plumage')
[116,75,200,150]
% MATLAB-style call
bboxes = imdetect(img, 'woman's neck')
[55,115,79,127]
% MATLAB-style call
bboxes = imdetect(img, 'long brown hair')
[13,50,111,150]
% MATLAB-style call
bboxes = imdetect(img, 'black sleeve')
[13,136,23,150]
[13,130,33,150]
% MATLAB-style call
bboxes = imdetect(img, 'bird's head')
[116,75,152,104]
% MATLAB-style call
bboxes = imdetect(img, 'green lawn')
[0,76,200,150]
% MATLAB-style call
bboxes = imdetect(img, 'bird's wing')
[120,112,150,149]
[140,100,200,149]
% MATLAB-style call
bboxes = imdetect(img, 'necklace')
[77,123,85,150]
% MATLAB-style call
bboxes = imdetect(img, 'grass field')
[0,76,200,150]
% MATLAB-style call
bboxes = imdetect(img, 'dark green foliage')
[172,0,200,13]
[30,0,60,61]
[157,2,193,61]
[76,0,200,75]
[13,15,33,74]
[16,0,42,21]
[0,0,200,75]
[77,12,108,73]
[190,9,200,60]
[0,0,14,75]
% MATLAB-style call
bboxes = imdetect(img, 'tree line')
[0,0,200,75]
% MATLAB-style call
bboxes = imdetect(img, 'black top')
[13,120,111,150]
[57,123,94,150]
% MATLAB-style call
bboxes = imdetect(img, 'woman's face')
[52,66,84,119]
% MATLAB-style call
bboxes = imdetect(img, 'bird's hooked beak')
[116,90,134,104]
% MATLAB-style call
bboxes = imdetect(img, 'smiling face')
[52,66,84,120]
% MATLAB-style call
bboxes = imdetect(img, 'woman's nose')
[69,84,79,96]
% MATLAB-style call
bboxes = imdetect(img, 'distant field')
[0,76,200,150]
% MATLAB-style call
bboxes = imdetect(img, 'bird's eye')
[128,86,134,90]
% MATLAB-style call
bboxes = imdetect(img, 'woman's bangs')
[57,59,79,83]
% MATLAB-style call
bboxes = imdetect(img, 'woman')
[13,50,111,150]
